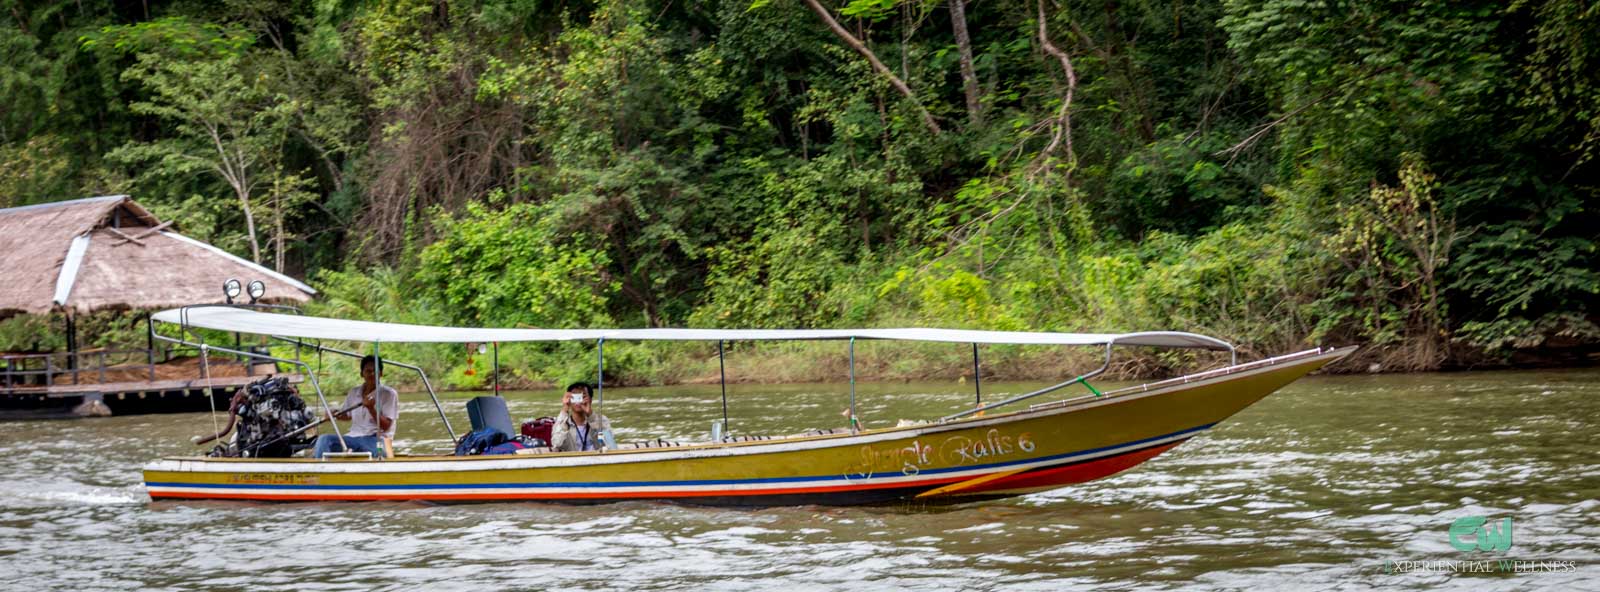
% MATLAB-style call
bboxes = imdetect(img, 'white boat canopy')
[151,306,1234,350]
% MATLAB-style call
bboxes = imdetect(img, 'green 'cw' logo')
[1449,516,1513,552]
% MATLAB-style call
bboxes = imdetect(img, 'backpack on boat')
[484,440,528,455]
[454,427,508,456]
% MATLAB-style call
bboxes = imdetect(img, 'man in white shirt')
[311,355,400,458]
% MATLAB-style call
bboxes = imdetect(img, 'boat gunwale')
[147,346,1353,473]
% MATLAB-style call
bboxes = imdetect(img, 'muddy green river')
[1,369,1596,590]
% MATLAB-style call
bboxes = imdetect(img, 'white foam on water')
[0,480,145,509]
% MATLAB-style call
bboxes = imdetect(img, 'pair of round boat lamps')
[222,278,266,304]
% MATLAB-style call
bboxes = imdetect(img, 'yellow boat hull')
[144,347,1353,505]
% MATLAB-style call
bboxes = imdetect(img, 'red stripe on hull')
[956,440,1185,495]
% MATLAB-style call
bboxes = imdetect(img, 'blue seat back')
[466,396,515,438]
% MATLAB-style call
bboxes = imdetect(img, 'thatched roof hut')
[0,196,315,319]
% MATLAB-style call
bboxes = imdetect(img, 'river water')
[0,369,1596,590]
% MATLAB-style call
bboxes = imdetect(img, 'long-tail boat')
[143,305,1354,505]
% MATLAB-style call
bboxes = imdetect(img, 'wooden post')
[146,313,156,381]
[64,313,77,385]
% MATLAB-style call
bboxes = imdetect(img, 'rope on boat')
[202,344,219,438]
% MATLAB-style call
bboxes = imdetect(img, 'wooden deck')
[8,375,273,396]
[1,349,318,418]
[1,370,304,419]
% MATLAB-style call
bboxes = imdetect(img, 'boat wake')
[0,480,145,509]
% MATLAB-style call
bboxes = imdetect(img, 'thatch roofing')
[0,196,315,318]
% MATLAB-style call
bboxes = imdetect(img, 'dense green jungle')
[1,0,1597,388]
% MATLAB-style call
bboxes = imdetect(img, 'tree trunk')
[949,0,982,124]
[1033,0,1079,175]
[801,0,942,135]
[237,187,261,263]
[273,189,285,273]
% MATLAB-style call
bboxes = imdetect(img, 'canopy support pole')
[596,338,605,407]
[373,340,385,458]
[940,342,1115,422]
[848,337,858,433]
[718,340,729,439]
[972,343,981,406]
[720,337,732,435]
[371,339,380,454]
[492,341,500,395]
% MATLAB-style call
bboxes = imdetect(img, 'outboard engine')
[209,376,317,458]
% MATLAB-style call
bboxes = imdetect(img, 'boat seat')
[466,396,516,438]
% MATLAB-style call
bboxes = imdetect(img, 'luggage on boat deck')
[454,427,508,456]
[484,440,528,455]
[521,417,554,446]
[466,396,515,437]
[455,427,541,455]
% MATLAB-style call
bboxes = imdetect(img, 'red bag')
[521,417,555,446]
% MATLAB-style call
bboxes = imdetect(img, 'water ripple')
[1,370,1598,590]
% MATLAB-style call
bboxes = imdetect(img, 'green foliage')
[106,51,303,262]
[79,16,254,59]
[1,0,1596,378]
[417,201,614,329]
[1319,156,1456,369]
[0,314,59,352]
[1451,218,1600,350]
[879,266,1026,331]
[0,135,76,206]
